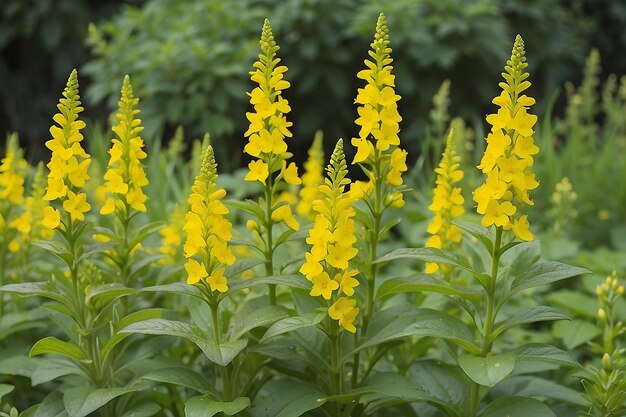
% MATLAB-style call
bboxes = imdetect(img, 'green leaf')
[552,320,601,350]
[31,358,88,386]
[226,275,310,295]
[480,396,556,417]
[352,305,479,356]
[121,319,246,366]
[375,275,481,301]
[34,391,66,417]
[0,384,14,401]
[224,258,265,278]
[185,396,250,417]
[410,361,467,417]
[510,261,590,295]
[492,376,586,406]
[85,283,135,306]
[230,306,289,340]
[224,199,264,219]
[140,283,205,301]
[77,241,117,262]
[101,309,164,363]
[0,355,39,378]
[374,248,473,272]
[30,337,85,361]
[33,240,73,265]
[454,220,493,252]
[141,367,216,396]
[513,343,581,374]
[0,282,67,304]
[261,313,325,342]
[275,227,310,247]
[0,309,48,340]
[129,221,165,248]
[120,402,160,417]
[458,353,515,387]
[251,380,325,417]
[492,307,569,338]
[64,386,136,417]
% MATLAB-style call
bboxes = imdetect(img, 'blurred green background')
[2,0,625,161]
[1,0,626,248]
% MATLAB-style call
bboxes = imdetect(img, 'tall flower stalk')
[243,19,301,305]
[297,131,325,220]
[99,75,149,287]
[425,129,464,275]
[468,34,539,417]
[350,12,407,385]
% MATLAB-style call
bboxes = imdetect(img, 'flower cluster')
[425,130,464,274]
[183,145,235,292]
[0,134,27,208]
[473,35,539,240]
[296,132,325,219]
[350,13,407,208]
[101,76,149,216]
[300,140,359,333]
[159,203,186,264]
[9,163,53,251]
[42,70,91,229]
[243,19,301,232]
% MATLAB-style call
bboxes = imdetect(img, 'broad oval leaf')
[261,313,325,342]
[510,261,590,295]
[30,337,85,361]
[513,343,581,374]
[458,353,515,387]
[492,306,569,338]
[374,248,473,272]
[229,306,289,340]
[251,379,325,417]
[375,274,481,301]
[185,396,250,417]
[226,274,310,295]
[64,386,136,417]
[121,319,246,366]
[141,367,216,396]
[480,396,556,417]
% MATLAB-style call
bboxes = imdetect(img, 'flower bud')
[601,353,613,371]
[598,308,607,321]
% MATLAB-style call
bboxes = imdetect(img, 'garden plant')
[0,11,625,417]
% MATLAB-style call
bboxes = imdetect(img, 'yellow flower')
[351,13,407,213]
[183,145,234,292]
[42,206,61,229]
[473,35,538,240]
[159,204,186,264]
[425,130,464,274]
[185,258,208,285]
[328,297,359,333]
[244,19,299,187]
[245,160,269,183]
[297,132,325,219]
[310,272,339,300]
[43,70,91,210]
[271,204,299,231]
[301,140,360,331]
[101,76,149,217]
[62,191,91,222]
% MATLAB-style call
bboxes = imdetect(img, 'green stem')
[329,320,343,415]
[0,243,6,317]
[210,300,232,400]
[469,227,503,417]
[264,172,276,306]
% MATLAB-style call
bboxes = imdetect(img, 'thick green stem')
[469,227,503,417]
[329,320,343,415]
[210,300,233,400]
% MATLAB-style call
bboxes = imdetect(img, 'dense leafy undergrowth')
[0,13,625,417]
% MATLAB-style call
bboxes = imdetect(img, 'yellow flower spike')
[351,12,403,165]
[301,139,360,331]
[42,69,91,228]
[183,145,234,293]
[473,35,539,240]
[297,132,325,218]
[425,130,465,274]
[0,134,27,208]
[101,75,149,217]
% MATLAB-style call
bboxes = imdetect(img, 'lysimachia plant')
[0,12,612,417]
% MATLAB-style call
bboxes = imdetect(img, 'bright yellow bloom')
[101,76,149,217]
[245,160,269,183]
[11,162,54,241]
[300,140,360,331]
[297,132,325,219]
[328,297,359,333]
[350,13,407,211]
[63,191,90,222]
[473,35,538,240]
[159,204,186,264]
[42,70,91,228]
[42,206,61,229]
[271,204,299,231]
[425,130,465,274]
[183,145,234,292]
[0,133,27,207]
